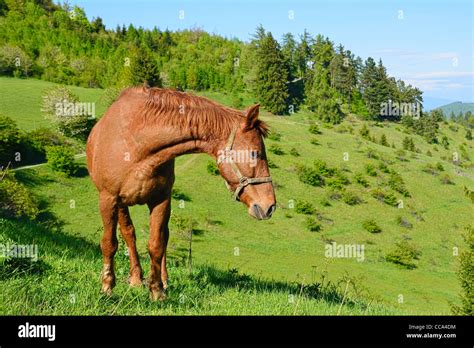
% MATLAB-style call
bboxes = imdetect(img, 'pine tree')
[253,27,289,115]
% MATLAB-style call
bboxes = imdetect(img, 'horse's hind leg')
[118,206,143,287]
[161,226,170,289]
[99,193,119,296]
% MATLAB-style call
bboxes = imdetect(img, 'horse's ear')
[244,104,260,131]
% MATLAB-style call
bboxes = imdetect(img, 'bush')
[206,161,220,175]
[0,175,39,220]
[396,216,413,229]
[451,226,473,315]
[267,158,278,169]
[267,132,281,141]
[354,173,369,187]
[342,191,363,205]
[310,138,320,146]
[365,163,377,176]
[45,145,78,176]
[378,162,391,174]
[313,159,335,177]
[388,172,410,197]
[0,115,22,165]
[440,174,454,185]
[295,200,315,215]
[359,124,370,139]
[296,165,324,187]
[326,170,350,190]
[41,86,95,141]
[380,134,389,146]
[268,144,284,155]
[308,124,321,135]
[385,240,421,269]
[289,148,300,157]
[305,217,321,232]
[362,219,381,233]
[371,188,398,206]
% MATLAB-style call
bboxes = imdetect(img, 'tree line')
[0,0,466,131]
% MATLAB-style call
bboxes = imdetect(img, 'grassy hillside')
[1,78,473,315]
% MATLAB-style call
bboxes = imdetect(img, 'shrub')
[385,240,421,269]
[171,187,191,201]
[45,145,78,177]
[295,200,315,215]
[396,216,413,229]
[451,226,473,315]
[296,165,324,186]
[309,124,321,135]
[402,136,415,152]
[289,148,300,157]
[441,136,450,149]
[320,198,331,207]
[380,134,389,146]
[378,162,391,174]
[371,188,398,206]
[41,86,95,140]
[395,149,408,162]
[388,172,410,197]
[326,170,350,190]
[267,132,281,141]
[268,144,284,155]
[0,175,39,219]
[362,219,381,233]
[206,161,220,175]
[267,158,278,169]
[366,148,379,159]
[313,159,335,177]
[365,163,377,176]
[310,138,320,146]
[327,189,342,201]
[342,191,363,205]
[0,115,22,164]
[440,174,454,185]
[305,217,321,232]
[359,124,370,139]
[354,173,369,187]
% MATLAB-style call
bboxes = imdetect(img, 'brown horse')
[86,86,276,300]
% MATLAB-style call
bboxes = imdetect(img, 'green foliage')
[45,145,78,177]
[40,85,94,140]
[267,132,281,141]
[267,158,278,169]
[385,240,421,269]
[451,226,473,315]
[466,129,472,141]
[362,219,382,233]
[310,138,320,146]
[342,191,362,205]
[0,175,39,220]
[379,133,389,146]
[440,174,454,185]
[305,217,321,232]
[365,163,377,176]
[296,165,324,187]
[402,136,415,152]
[295,200,315,215]
[289,147,300,157]
[0,114,21,164]
[371,188,398,207]
[268,144,284,155]
[171,187,191,202]
[359,123,370,139]
[388,172,410,197]
[441,136,450,149]
[206,161,220,175]
[354,173,369,187]
[308,124,321,135]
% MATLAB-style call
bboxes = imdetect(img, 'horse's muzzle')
[250,203,276,220]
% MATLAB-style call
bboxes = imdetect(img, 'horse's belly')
[119,174,170,205]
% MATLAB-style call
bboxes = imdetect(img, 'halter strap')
[218,128,273,201]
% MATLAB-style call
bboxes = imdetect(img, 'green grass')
[1,78,473,315]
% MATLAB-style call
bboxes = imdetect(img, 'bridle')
[217,127,273,201]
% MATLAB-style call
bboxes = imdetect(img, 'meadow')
[0,77,473,315]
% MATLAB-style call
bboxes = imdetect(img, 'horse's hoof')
[150,289,166,302]
[101,286,113,297]
[129,275,143,287]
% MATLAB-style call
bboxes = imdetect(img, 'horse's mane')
[122,86,268,139]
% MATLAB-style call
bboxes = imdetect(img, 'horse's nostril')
[252,204,265,219]
[266,204,276,218]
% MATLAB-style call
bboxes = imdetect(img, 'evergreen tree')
[253,27,289,115]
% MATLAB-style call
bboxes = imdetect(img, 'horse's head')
[217,104,276,220]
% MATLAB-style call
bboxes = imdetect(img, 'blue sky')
[72,0,473,103]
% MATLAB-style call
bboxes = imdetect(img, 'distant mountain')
[435,102,474,117]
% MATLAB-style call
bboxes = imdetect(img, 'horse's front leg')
[99,193,119,296]
[147,196,171,301]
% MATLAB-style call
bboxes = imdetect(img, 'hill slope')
[437,101,474,116]
[1,78,473,315]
